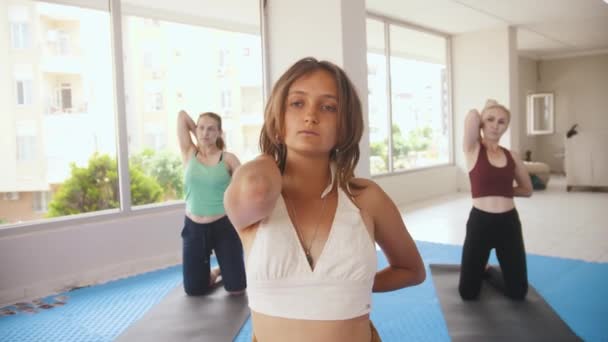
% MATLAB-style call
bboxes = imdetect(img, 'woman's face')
[196,115,221,147]
[481,107,510,141]
[282,69,339,156]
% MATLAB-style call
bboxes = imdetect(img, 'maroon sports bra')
[469,144,515,198]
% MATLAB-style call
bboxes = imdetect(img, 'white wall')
[265,0,371,177]
[518,56,539,158]
[536,54,608,173]
[265,1,344,84]
[451,27,518,190]
[507,27,520,153]
[0,207,183,306]
[375,166,459,207]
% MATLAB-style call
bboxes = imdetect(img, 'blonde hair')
[259,57,364,193]
[482,99,511,121]
[198,112,225,150]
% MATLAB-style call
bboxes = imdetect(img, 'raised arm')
[463,109,482,153]
[177,110,197,163]
[224,155,282,230]
[357,180,425,292]
[511,151,533,197]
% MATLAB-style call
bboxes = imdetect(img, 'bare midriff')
[472,196,515,213]
[186,211,226,224]
[251,311,372,342]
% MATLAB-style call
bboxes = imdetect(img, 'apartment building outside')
[0,1,264,225]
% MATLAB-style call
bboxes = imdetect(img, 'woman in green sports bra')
[177,110,246,296]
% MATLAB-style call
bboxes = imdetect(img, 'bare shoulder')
[223,151,241,173]
[509,149,524,163]
[223,151,240,163]
[348,178,389,211]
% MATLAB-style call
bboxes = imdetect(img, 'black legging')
[459,207,528,301]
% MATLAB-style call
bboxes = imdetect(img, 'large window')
[1,1,117,225]
[0,0,264,226]
[122,3,264,207]
[367,18,451,175]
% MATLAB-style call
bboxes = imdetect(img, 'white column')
[507,26,520,154]
[264,0,370,177]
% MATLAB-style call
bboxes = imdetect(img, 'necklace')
[284,192,329,268]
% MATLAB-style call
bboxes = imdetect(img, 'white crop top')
[246,168,378,320]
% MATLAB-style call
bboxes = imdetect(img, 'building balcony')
[40,54,84,74]
[46,102,88,115]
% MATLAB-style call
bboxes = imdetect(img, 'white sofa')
[564,130,608,191]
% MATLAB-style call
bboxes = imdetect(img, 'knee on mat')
[458,286,480,301]
[183,285,211,296]
[225,284,247,296]
[507,284,528,301]
[227,289,246,296]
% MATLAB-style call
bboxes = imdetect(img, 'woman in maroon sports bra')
[460,99,533,301]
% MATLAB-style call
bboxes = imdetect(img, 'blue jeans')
[181,215,246,295]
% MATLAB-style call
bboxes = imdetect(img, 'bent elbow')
[406,263,426,286]
[414,266,427,285]
[224,173,278,230]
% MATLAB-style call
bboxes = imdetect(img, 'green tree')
[370,124,434,172]
[47,153,163,217]
[391,125,412,159]
[370,140,388,174]
[405,126,433,152]
[370,125,412,167]
[130,149,184,200]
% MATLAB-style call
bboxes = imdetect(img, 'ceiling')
[366,0,608,59]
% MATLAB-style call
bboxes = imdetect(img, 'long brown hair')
[259,57,364,193]
[198,112,225,150]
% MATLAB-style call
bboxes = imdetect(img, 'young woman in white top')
[224,57,425,342]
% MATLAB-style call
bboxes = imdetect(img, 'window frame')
[366,13,454,178]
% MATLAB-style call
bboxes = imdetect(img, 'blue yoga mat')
[1,241,607,342]
[234,241,608,341]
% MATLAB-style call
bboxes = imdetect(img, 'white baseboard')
[0,252,181,308]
